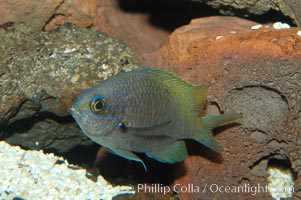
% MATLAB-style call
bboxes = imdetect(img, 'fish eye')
[90,98,106,113]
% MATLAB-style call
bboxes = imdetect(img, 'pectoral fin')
[108,148,147,171]
[146,140,188,163]
[122,120,171,132]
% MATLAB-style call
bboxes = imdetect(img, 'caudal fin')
[193,113,242,152]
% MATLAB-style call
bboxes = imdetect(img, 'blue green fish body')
[70,68,242,170]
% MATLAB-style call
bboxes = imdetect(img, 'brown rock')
[142,16,258,72]
[0,0,97,31]
[143,16,301,199]
[0,0,63,30]
[44,0,98,31]
[192,0,301,26]
[93,0,169,58]
[0,23,140,153]
[279,0,301,26]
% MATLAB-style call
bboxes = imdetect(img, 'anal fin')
[108,148,147,171]
[146,140,188,163]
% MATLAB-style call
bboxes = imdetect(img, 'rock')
[142,16,257,72]
[279,0,301,26]
[192,0,301,26]
[0,0,63,30]
[93,0,170,58]
[44,0,99,31]
[0,23,140,153]
[0,0,97,31]
[0,0,172,58]
[193,0,272,15]
[0,0,299,59]
[143,16,301,199]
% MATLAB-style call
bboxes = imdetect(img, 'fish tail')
[193,113,242,152]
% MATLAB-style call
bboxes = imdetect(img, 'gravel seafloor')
[0,141,135,200]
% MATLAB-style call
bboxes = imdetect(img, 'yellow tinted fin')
[201,113,242,131]
[146,140,188,163]
[193,113,243,152]
[108,148,147,171]
[134,68,207,113]
[192,84,207,112]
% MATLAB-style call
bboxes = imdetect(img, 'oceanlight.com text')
[136,183,294,196]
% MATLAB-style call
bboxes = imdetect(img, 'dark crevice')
[267,157,292,168]
[238,176,251,184]
[250,9,295,26]
[4,99,30,121]
[58,143,175,186]
[0,22,16,31]
[267,158,298,181]
[42,0,65,31]
[249,152,291,170]
[231,84,289,106]
[266,138,288,145]
[51,143,100,169]
[218,6,295,25]
[244,127,268,136]
[118,0,221,32]
[249,153,278,170]
[207,101,223,113]
[117,0,295,32]
[0,112,74,139]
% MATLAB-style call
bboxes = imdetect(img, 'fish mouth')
[70,105,94,134]
[69,103,118,137]
[69,104,105,136]
[69,105,82,122]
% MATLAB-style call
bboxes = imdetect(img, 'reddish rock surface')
[0,0,63,29]
[93,0,170,58]
[44,0,98,31]
[143,16,301,200]
[0,0,169,57]
[141,16,259,72]
[0,0,97,31]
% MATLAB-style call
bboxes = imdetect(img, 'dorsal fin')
[192,84,207,112]
[133,67,207,113]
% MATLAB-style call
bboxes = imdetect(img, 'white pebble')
[297,30,301,36]
[0,141,135,199]
[267,166,294,200]
[216,35,224,40]
[251,24,263,30]
[273,22,290,29]
[63,47,77,54]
